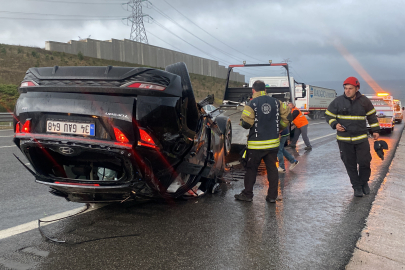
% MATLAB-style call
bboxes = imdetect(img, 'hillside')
[0,43,241,112]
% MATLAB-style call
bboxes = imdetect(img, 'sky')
[1,0,404,97]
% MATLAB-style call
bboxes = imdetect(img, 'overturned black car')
[13,62,232,203]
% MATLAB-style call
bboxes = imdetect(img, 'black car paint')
[14,66,228,202]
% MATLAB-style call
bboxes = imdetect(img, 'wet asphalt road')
[0,120,403,270]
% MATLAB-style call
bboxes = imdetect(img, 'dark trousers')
[242,149,279,199]
[338,140,372,189]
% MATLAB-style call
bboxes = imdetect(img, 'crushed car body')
[13,62,232,203]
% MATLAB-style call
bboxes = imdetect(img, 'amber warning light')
[377,93,389,96]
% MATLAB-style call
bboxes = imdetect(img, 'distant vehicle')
[295,85,337,119]
[13,62,232,203]
[393,99,403,123]
[365,93,395,134]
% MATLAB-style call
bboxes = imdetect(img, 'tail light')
[22,119,31,133]
[138,128,158,149]
[16,122,21,133]
[20,81,37,87]
[126,82,165,91]
[113,127,129,143]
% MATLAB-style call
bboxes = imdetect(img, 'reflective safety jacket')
[240,91,289,150]
[291,107,308,128]
[325,91,380,144]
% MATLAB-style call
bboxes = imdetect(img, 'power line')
[18,0,123,4]
[161,0,264,64]
[0,16,122,21]
[0,10,124,18]
[146,30,184,53]
[149,3,245,63]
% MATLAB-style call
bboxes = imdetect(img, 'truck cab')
[365,93,395,134]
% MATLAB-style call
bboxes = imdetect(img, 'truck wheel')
[165,62,199,132]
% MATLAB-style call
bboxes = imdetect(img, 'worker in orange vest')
[287,102,312,150]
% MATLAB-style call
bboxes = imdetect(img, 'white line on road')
[0,129,13,132]
[0,135,14,137]
[296,133,335,145]
[0,145,16,148]
[0,204,105,240]
[309,122,326,126]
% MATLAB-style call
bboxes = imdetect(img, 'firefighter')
[234,80,289,203]
[287,102,312,150]
[325,77,380,197]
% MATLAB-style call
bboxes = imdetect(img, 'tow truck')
[365,93,395,134]
[222,61,305,145]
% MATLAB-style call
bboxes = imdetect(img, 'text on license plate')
[47,120,95,136]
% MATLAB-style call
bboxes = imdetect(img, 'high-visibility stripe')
[248,142,280,149]
[242,110,251,116]
[280,120,286,127]
[325,110,336,117]
[282,103,286,109]
[329,119,337,125]
[337,115,366,120]
[260,91,266,96]
[248,138,280,149]
[242,150,246,158]
[248,138,279,145]
[366,108,376,116]
[336,134,368,141]
[370,122,380,128]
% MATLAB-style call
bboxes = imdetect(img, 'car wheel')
[165,62,199,132]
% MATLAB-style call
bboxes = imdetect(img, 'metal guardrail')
[0,112,13,123]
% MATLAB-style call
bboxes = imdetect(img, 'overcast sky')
[1,0,404,96]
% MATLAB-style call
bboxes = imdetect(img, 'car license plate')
[47,120,95,136]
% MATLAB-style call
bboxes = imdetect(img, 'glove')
[374,140,388,160]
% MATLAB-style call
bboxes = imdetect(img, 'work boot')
[234,192,253,202]
[304,146,312,150]
[362,183,370,195]
[285,144,296,149]
[265,196,276,203]
[354,188,363,197]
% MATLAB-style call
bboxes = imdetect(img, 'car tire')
[165,62,199,132]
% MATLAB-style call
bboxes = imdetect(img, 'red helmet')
[343,77,360,89]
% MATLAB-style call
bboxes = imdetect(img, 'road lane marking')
[309,122,326,126]
[0,145,16,148]
[0,204,105,240]
[0,129,13,132]
[296,133,335,145]
[0,135,14,137]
